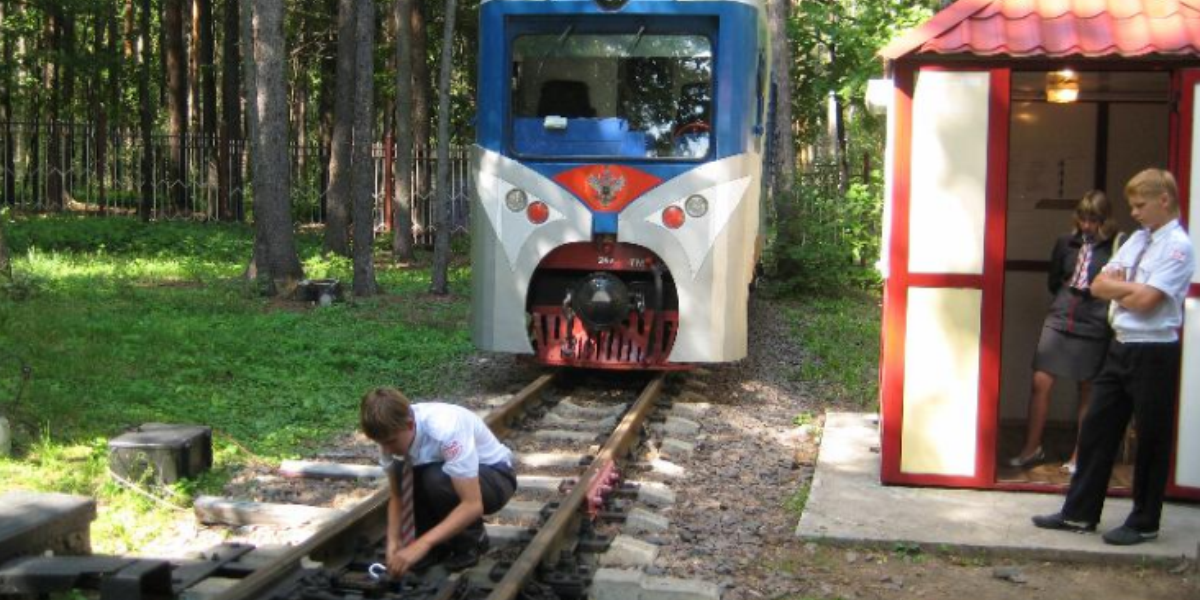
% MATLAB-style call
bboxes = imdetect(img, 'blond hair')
[1125,168,1179,215]
[360,387,412,442]
[1073,190,1117,241]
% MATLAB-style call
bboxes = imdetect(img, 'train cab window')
[510,33,713,160]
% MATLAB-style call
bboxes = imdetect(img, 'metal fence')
[0,121,471,241]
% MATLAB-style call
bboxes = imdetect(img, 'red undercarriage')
[529,306,685,370]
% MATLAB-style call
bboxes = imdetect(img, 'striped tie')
[1070,241,1093,290]
[398,455,416,545]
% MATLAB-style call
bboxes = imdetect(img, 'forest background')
[0,0,948,295]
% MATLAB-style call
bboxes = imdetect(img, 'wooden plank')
[278,460,383,480]
[193,497,346,528]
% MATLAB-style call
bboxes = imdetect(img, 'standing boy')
[360,387,517,575]
[1033,168,1195,545]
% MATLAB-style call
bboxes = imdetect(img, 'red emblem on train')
[554,164,662,212]
[587,167,626,207]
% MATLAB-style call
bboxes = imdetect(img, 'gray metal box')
[108,423,213,484]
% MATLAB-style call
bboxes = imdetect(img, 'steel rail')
[486,373,666,600]
[212,372,557,600]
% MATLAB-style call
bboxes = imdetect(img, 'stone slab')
[659,416,701,437]
[633,481,676,508]
[534,430,600,444]
[0,491,96,563]
[518,452,589,469]
[554,399,627,420]
[642,576,721,600]
[624,508,670,534]
[193,496,344,527]
[496,500,546,523]
[517,475,566,493]
[278,460,383,480]
[798,412,1200,563]
[597,535,658,568]
[660,439,695,461]
[590,568,645,600]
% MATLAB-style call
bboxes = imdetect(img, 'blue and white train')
[470,0,771,369]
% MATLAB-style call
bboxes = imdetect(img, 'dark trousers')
[1062,340,1180,532]
[413,462,517,550]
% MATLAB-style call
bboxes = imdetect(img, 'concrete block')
[497,500,546,523]
[279,460,384,480]
[180,577,241,600]
[555,399,626,420]
[598,535,659,568]
[517,475,567,493]
[661,416,701,437]
[634,481,676,508]
[660,438,695,461]
[638,459,687,479]
[544,412,615,432]
[670,400,711,419]
[518,452,588,469]
[0,491,96,563]
[590,568,645,600]
[624,508,670,534]
[484,524,532,547]
[642,576,721,600]
[194,496,345,527]
[534,429,600,444]
[485,395,513,407]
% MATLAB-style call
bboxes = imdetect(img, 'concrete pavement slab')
[798,412,1200,562]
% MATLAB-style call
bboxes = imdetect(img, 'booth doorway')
[997,71,1171,487]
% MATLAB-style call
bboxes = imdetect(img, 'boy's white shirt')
[1105,219,1196,343]
[379,402,513,478]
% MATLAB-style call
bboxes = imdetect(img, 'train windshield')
[510,33,713,160]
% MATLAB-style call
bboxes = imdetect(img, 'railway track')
[0,371,720,600]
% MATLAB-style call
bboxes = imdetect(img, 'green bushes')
[766,169,883,295]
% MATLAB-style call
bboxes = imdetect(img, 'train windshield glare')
[510,33,713,160]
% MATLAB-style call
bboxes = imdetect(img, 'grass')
[783,290,882,410]
[0,214,474,552]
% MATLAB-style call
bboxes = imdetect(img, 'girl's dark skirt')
[1032,326,1108,381]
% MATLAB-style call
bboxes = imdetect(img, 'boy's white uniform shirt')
[1106,219,1196,343]
[380,402,514,478]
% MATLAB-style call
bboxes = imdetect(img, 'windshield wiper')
[630,26,645,54]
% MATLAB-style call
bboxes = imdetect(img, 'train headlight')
[570,272,631,331]
[662,205,686,229]
[505,189,528,212]
[684,195,708,218]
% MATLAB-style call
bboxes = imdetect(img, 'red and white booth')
[875,0,1200,499]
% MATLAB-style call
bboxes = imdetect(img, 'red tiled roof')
[879,0,1200,60]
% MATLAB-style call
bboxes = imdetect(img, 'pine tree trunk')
[124,0,135,58]
[768,0,795,221]
[411,0,432,207]
[325,0,355,256]
[1,0,14,207]
[44,9,63,211]
[241,0,256,226]
[165,0,188,212]
[219,0,243,221]
[429,0,456,296]
[138,0,154,221]
[392,0,415,261]
[251,0,304,296]
[198,0,217,218]
[351,0,378,297]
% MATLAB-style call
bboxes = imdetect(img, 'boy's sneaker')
[1031,512,1096,533]
[1102,525,1158,546]
[444,532,489,572]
